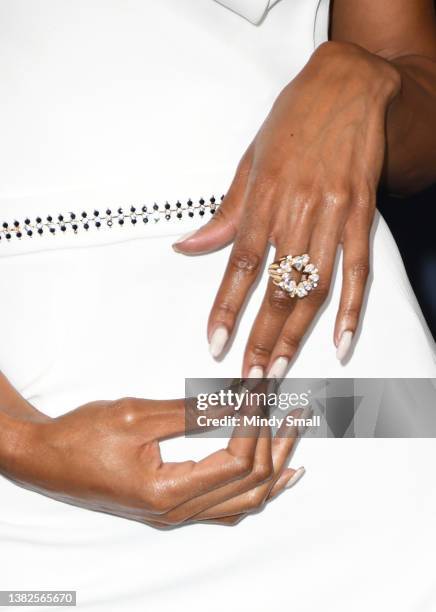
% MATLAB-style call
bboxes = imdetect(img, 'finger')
[192,410,301,519]
[207,196,273,359]
[267,465,306,500]
[242,222,311,377]
[145,387,265,514]
[334,216,371,361]
[172,146,253,254]
[156,425,272,525]
[266,219,341,377]
[135,380,251,441]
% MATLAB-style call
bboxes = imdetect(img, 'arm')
[331,0,436,195]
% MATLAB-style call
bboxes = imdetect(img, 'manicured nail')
[247,366,264,379]
[267,357,289,379]
[172,230,198,251]
[336,330,353,361]
[285,466,306,489]
[209,326,229,358]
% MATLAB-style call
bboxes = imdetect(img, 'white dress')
[0,1,435,610]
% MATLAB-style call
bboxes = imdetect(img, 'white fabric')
[0,1,435,611]
[214,0,280,24]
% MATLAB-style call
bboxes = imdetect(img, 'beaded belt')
[0,195,223,244]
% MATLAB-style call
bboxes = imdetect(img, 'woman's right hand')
[1,392,304,528]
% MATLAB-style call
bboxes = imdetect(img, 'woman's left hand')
[173,41,401,376]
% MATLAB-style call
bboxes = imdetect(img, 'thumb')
[172,195,240,255]
[172,146,253,255]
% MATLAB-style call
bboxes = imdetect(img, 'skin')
[2,0,436,527]
[173,0,436,377]
[0,374,302,527]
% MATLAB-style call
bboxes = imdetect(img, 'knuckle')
[112,397,138,422]
[246,489,266,511]
[349,260,370,280]
[141,482,172,515]
[280,331,301,353]
[229,248,261,274]
[293,188,319,211]
[307,280,330,305]
[341,305,360,320]
[215,301,237,319]
[252,461,273,484]
[268,287,292,313]
[249,342,271,360]
[322,188,351,210]
[232,454,254,478]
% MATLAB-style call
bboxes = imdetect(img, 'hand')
[173,41,401,374]
[1,387,305,528]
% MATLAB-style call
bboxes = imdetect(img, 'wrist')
[0,411,47,478]
[310,40,402,107]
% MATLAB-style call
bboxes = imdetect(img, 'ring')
[268,253,320,298]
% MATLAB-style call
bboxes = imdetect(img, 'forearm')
[384,55,436,195]
[0,372,48,475]
[330,0,436,196]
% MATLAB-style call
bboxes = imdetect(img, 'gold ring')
[268,253,319,298]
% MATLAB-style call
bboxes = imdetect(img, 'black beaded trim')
[0,195,224,244]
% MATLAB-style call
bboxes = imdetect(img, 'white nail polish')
[209,326,229,358]
[247,366,264,379]
[336,330,353,361]
[267,357,289,379]
[285,466,306,490]
[172,229,198,247]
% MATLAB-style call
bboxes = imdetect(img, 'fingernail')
[247,366,264,379]
[285,466,306,489]
[336,330,353,361]
[209,326,229,358]
[172,229,198,250]
[267,357,289,379]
